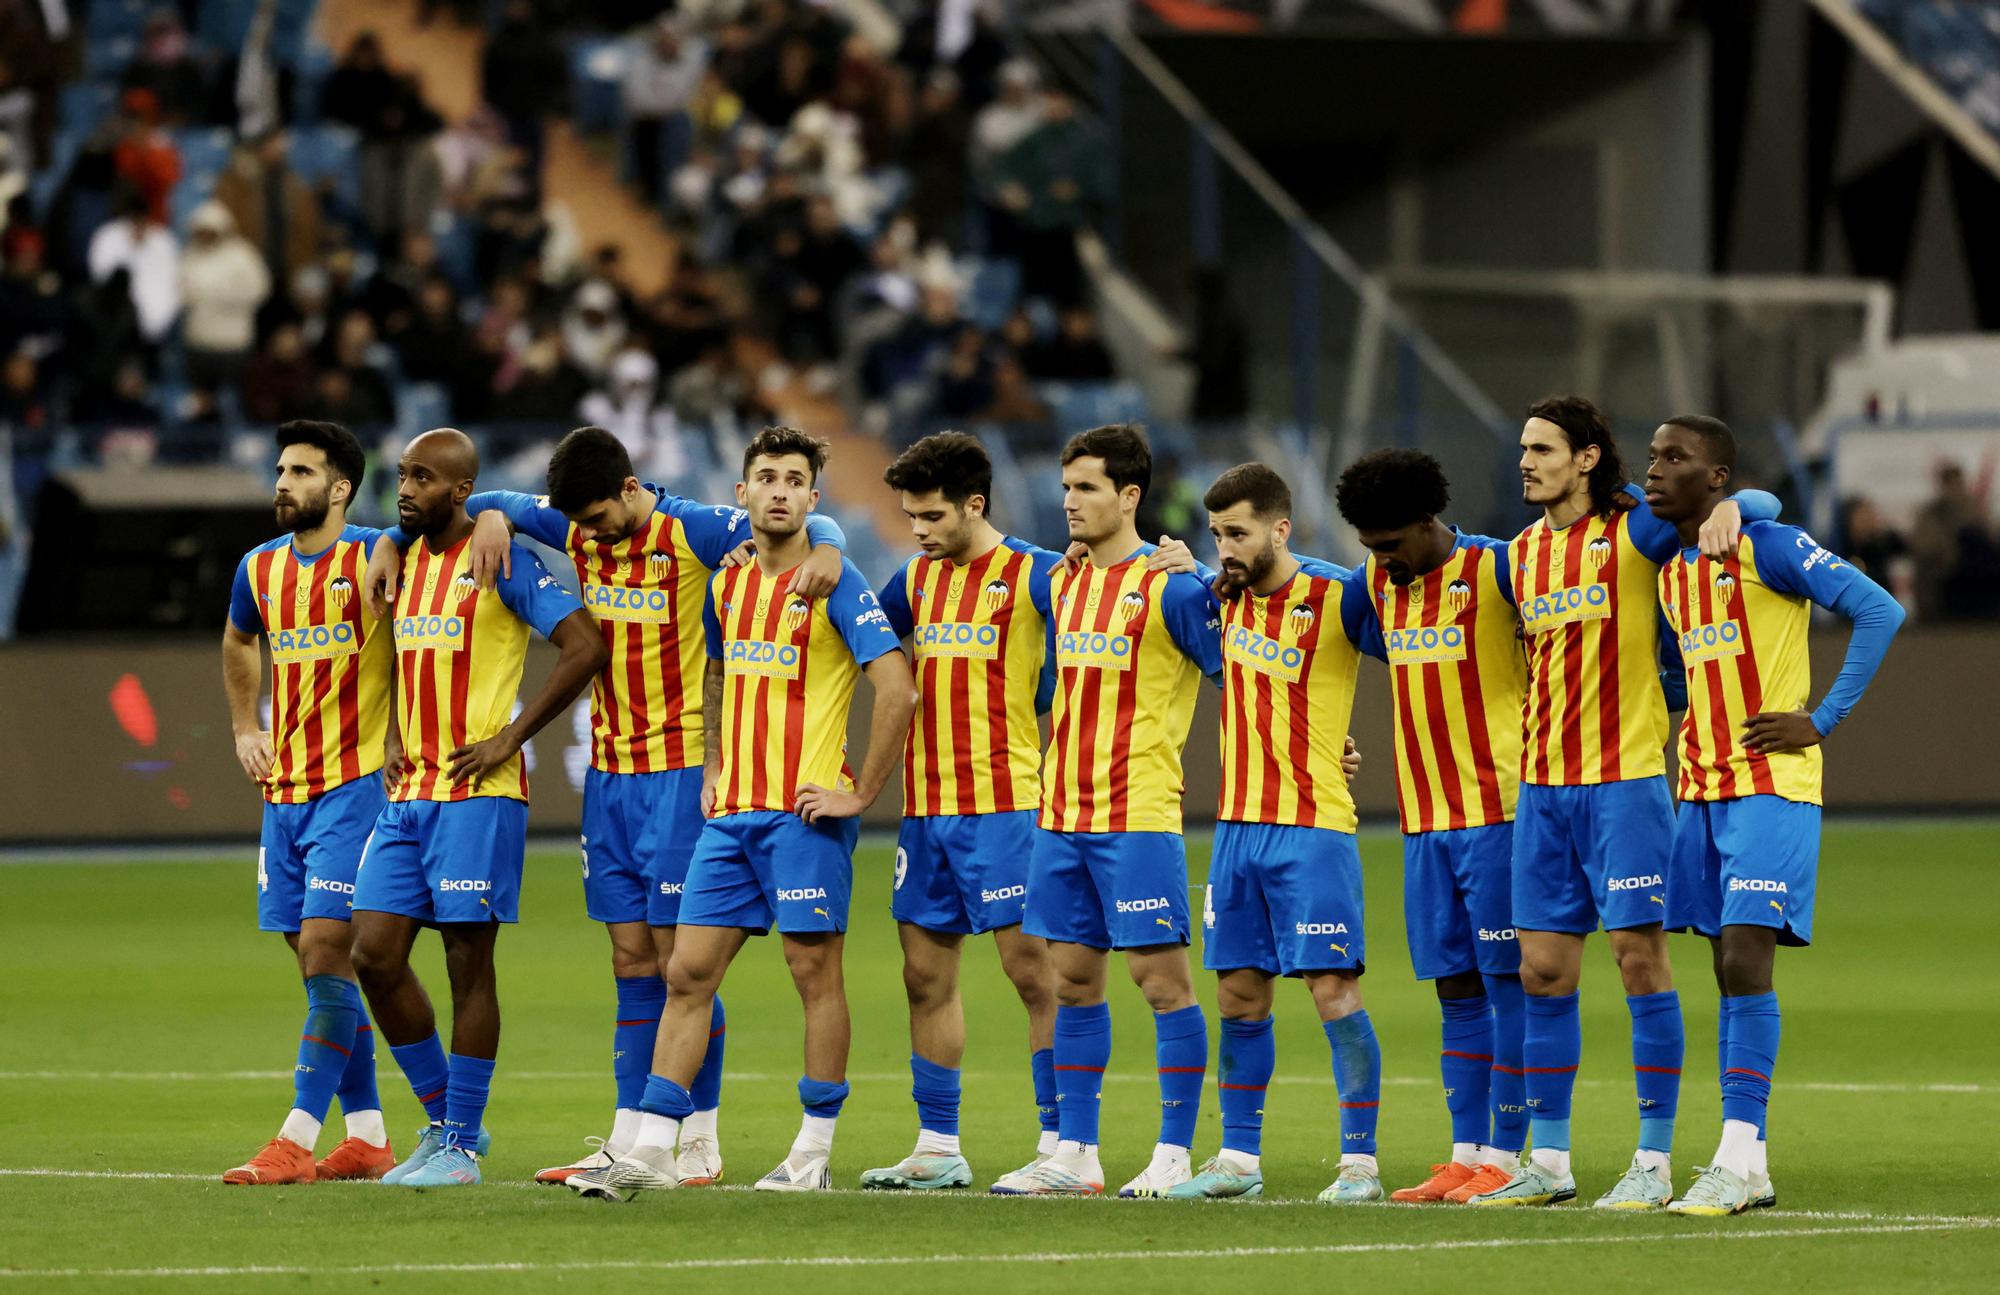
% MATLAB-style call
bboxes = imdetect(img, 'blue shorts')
[1023,829,1189,951]
[580,766,705,927]
[1403,821,1518,981]
[1203,821,1364,977]
[353,797,530,925]
[679,810,860,935]
[257,775,386,932]
[1667,796,1820,947]
[894,811,1036,935]
[1512,778,1675,934]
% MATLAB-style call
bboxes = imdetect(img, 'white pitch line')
[0,1069,1983,1095]
[1,1170,1994,1228]
[1,1220,1996,1281]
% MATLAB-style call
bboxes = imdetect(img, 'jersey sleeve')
[1748,522,1906,736]
[227,555,261,634]
[804,511,847,552]
[1337,564,1388,662]
[1657,608,1688,711]
[1013,542,1062,713]
[877,559,916,638]
[1160,571,1224,684]
[493,540,586,639]
[704,572,725,659]
[825,559,903,667]
[659,494,750,569]
[1463,533,1516,607]
[1624,484,1785,564]
[467,489,571,549]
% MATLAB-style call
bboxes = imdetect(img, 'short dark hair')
[1526,394,1629,516]
[1203,463,1292,519]
[1060,423,1151,501]
[1660,413,1737,472]
[883,431,993,508]
[275,420,365,494]
[1335,449,1451,531]
[743,425,828,483]
[546,425,634,514]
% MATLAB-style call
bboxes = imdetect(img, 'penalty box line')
[0,1218,1996,1281]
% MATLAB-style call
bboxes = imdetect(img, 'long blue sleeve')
[1624,484,1783,564]
[466,489,571,549]
[1657,609,1688,712]
[1809,577,1905,736]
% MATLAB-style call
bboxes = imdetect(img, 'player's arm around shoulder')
[1160,567,1225,685]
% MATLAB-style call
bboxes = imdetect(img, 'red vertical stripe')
[1103,569,1147,832]
[1221,597,1250,820]
[1416,565,1466,830]
[1597,515,1624,781]
[334,544,363,786]
[1284,578,1322,828]
[1455,547,1505,823]
[1694,558,1738,800]
[1252,593,1283,823]
[983,549,1019,812]
[1668,559,1698,801]
[778,569,810,805]
[919,560,949,815]
[1555,524,1588,781]
[297,550,332,798]
[944,551,986,810]
[616,533,651,776]
[1722,553,1778,796]
[1527,525,1558,784]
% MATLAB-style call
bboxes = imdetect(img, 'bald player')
[350,429,608,1188]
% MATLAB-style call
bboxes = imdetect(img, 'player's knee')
[1715,946,1773,997]
[783,941,843,998]
[1517,951,1569,996]
[1213,979,1269,1020]
[1435,970,1485,1000]
[295,930,354,980]
[1309,972,1362,1020]
[1611,938,1672,994]
[900,959,950,1008]
[1133,965,1196,1014]
[349,936,399,989]
[664,952,720,999]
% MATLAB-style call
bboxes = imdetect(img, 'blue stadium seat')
[1038,381,1149,432]
[88,0,152,38]
[59,82,117,137]
[83,35,137,80]
[174,128,234,177]
[961,257,1020,331]
[289,124,361,210]
[397,383,451,439]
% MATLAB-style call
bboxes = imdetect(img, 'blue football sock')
[293,975,360,1122]
[798,1076,850,1119]
[332,977,381,1117]
[691,994,726,1111]
[911,1054,961,1137]
[1218,1016,1274,1157]
[1031,1047,1058,1135]
[388,1032,450,1123]
[640,1073,695,1120]
[613,975,666,1111]
[1053,1002,1112,1146]
[1154,1004,1207,1150]
[1323,1011,1381,1158]
[1628,990,1684,1154]
[1438,994,1493,1148]
[442,1053,495,1148]
[1483,973,1528,1153]
[1523,991,1581,1152]
[1721,991,1779,1133]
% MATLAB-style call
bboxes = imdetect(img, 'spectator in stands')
[0,138,25,240]
[68,265,148,396]
[895,0,1007,110]
[1184,265,1250,421]
[641,260,730,378]
[1840,495,1909,583]
[0,55,35,182]
[392,274,471,389]
[111,89,181,226]
[179,201,270,392]
[926,324,998,422]
[362,230,445,346]
[0,226,67,369]
[305,367,385,430]
[321,309,397,427]
[87,187,179,344]
[863,270,964,402]
[435,105,510,214]
[984,351,1051,428]
[580,346,686,480]
[688,66,746,152]
[971,60,1043,221]
[240,319,318,424]
[1913,461,2000,621]
[0,347,46,432]
[499,324,590,423]
[75,357,163,434]
[122,9,208,127]
[215,130,325,293]
[903,68,972,247]
[624,15,710,207]
[1023,305,1115,381]
[668,338,772,432]
[1138,451,1204,542]
[481,0,568,197]
[322,31,446,249]
[831,33,905,167]
[561,279,629,383]
[773,191,865,375]
[990,88,1106,306]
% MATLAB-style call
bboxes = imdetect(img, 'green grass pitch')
[2,820,1996,1291]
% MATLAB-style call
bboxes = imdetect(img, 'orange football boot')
[1391,1161,1479,1203]
[1445,1161,1517,1203]
[222,1137,318,1185]
[315,1136,397,1181]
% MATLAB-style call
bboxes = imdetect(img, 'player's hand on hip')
[468,511,513,589]
[446,729,522,789]
[793,782,864,823]
[235,729,274,782]
[718,539,755,569]
[1146,536,1198,574]
[1698,499,1743,560]
[382,732,407,794]
[363,541,404,619]
[793,543,843,598]
[1742,710,1821,755]
[1341,734,1362,781]
[700,766,719,817]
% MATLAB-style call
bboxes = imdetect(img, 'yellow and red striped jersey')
[1512,503,1673,786]
[1040,548,1223,834]
[469,488,843,777]
[1661,526,1827,804]
[1349,533,1526,833]
[229,527,391,804]
[879,537,1060,817]
[390,533,584,803]
[1217,557,1360,832]
[704,556,903,817]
